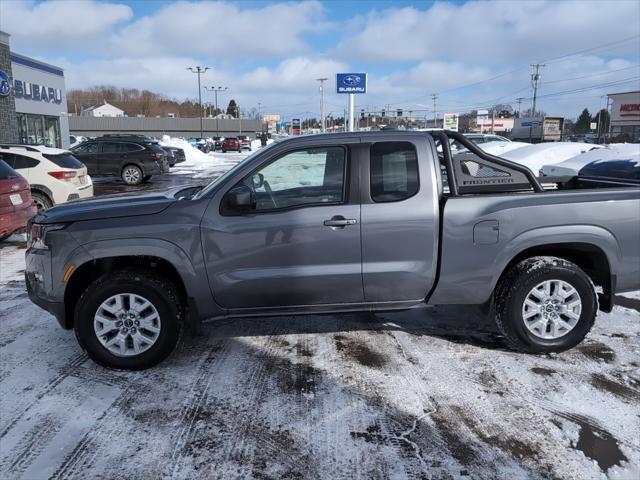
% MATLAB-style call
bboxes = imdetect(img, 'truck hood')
[34,189,181,224]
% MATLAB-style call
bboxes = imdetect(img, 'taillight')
[152,152,162,159]
[48,171,77,181]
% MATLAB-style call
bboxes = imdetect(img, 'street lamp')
[187,66,210,137]
[204,86,228,135]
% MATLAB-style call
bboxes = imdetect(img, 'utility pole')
[316,78,328,132]
[431,93,438,127]
[530,64,545,118]
[204,86,228,136]
[187,66,210,138]
[516,97,525,117]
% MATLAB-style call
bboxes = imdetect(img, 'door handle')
[324,216,357,228]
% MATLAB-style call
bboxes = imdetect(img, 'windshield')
[193,142,279,199]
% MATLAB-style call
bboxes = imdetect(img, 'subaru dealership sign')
[0,70,11,97]
[337,73,367,94]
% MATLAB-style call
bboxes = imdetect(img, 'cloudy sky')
[2,0,639,121]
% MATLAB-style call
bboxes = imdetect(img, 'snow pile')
[160,136,223,169]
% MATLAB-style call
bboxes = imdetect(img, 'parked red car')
[0,160,37,240]
[221,137,242,153]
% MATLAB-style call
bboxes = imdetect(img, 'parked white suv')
[0,145,93,210]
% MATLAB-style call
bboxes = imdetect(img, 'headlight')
[28,223,67,250]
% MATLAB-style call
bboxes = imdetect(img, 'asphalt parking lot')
[1,164,639,480]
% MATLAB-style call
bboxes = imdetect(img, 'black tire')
[121,165,143,185]
[142,175,152,182]
[0,232,11,242]
[31,191,53,211]
[74,271,182,369]
[494,256,598,353]
[222,150,226,153]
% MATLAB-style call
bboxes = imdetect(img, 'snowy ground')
[0,232,638,479]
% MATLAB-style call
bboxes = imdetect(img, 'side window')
[244,146,346,211]
[101,142,121,153]
[12,154,39,169]
[370,142,419,202]
[74,142,99,154]
[123,143,143,152]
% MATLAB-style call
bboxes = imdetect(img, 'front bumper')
[25,271,68,328]
[25,246,69,328]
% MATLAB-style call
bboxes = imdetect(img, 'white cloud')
[0,0,132,52]
[110,1,328,58]
[333,1,640,64]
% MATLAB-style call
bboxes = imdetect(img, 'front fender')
[66,237,222,320]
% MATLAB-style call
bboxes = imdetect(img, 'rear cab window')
[370,142,419,202]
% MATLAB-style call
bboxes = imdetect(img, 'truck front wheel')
[74,271,181,369]
[494,257,597,353]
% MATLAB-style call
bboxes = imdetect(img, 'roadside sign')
[336,73,367,94]
[444,113,459,131]
[292,118,301,135]
[590,122,597,130]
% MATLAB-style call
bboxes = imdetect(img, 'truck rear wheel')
[494,256,597,353]
[74,271,181,369]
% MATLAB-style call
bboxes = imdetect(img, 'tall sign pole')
[348,94,355,132]
[316,78,328,132]
[337,73,367,133]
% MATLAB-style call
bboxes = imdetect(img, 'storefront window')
[16,113,61,148]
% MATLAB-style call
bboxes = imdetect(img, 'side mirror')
[252,173,264,189]
[224,185,255,212]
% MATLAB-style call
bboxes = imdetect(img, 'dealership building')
[608,90,640,141]
[0,30,69,149]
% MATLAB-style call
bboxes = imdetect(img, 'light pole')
[316,78,328,132]
[204,86,228,136]
[188,66,209,137]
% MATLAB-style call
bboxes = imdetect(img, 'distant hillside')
[66,86,214,118]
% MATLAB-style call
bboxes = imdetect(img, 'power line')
[541,64,640,84]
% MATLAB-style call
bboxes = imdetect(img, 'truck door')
[360,137,440,302]
[201,144,363,309]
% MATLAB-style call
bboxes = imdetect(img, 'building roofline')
[607,90,640,97]
[10,52,64,77]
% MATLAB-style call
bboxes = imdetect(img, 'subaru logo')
[0,70,11,97]
[343,75,361,86]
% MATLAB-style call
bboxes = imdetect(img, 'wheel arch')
[30,184,55,206]
[496,241,614,312]
[63,239,214,330]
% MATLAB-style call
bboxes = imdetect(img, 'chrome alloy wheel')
[123,167,141,184]
[521,279,582,340]
[94,293,161,357]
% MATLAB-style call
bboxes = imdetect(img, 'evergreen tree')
[226,99,239,118]
[575,108,592,134]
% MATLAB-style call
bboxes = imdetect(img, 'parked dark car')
[70,134,168,185]
[577,158,640,188]
[212,136,224,150]
[0,160,37,240]
[161,146,186,167]
[237,135,252,151]
[222,137,241,153]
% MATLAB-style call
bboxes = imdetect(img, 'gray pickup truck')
[25,131,640,369]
